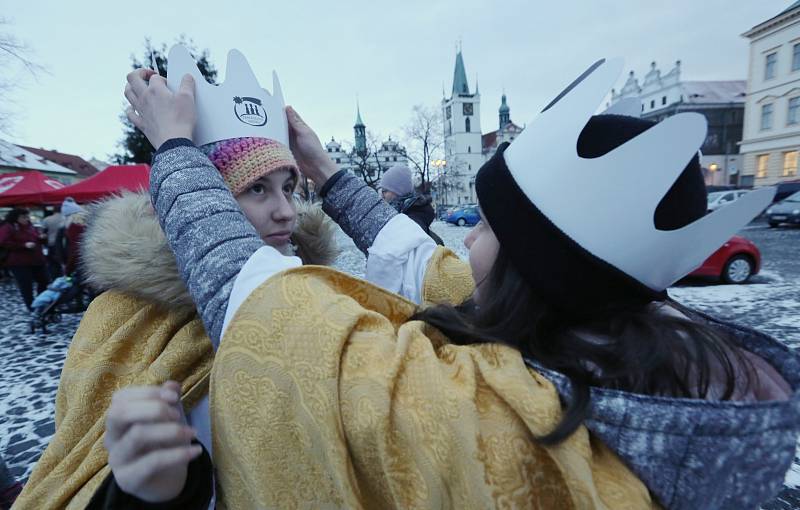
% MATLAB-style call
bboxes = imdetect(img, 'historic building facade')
[609,61,746,187]
[739,1,800,186]
[325,105,408,181]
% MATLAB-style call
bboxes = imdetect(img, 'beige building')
[740,1,800,186]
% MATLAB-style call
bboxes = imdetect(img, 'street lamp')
[431,159,448,208]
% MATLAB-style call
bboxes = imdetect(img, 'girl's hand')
[104,381,201,503]
[24,242,35,249]
[124,69,197,150]
[286,106,339,188]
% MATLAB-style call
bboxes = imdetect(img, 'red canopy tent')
[43,164,150,204]
[0,171,67,206]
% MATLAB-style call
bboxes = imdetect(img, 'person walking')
[380,164,444,245]
[41,208,65,279]
[0,208,49,310]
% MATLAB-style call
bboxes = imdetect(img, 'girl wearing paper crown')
[12,50,345,509]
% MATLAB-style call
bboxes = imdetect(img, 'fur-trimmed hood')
[80,191,339,312]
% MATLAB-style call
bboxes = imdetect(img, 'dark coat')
[393,194,444,245]
[0,222,46,267]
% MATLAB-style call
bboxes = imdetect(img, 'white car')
[707,190,749,212]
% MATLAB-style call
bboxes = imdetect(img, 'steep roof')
[743,1,800,37]
[680,81,746,104]
[452,51,470,96]
[18,146,98,177]
[354,103,365,128]
[482,122,524,151]
[0,139,76,175]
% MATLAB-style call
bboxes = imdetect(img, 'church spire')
[354,101,367,156]
[451,49,470,96]
[354,100,365,128]
[499,93,511,129]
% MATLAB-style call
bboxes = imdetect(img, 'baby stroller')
[29,275,86,333]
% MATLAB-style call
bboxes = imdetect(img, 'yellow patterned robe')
[13,293,213,509]
[211,248,657,509]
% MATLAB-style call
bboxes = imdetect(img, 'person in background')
[0,208,49,310]
[380,164,444,245]
[41,208,65,279]
[0,454,22,510]
[61,198,86,277]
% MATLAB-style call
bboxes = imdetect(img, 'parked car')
[773,179,800,203]
[446,206,480,226]
[707,189,749,212]
[688,235,761,284]
[765,190,800,227]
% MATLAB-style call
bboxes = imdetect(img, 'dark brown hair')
[412,247,754,444]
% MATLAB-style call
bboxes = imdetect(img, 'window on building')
[445,105,452,119]
[468,146,471,153]
[761,103,774,130]
[789,97,800,125]
[641,104,644,112]
[765,52,777,80]
[756,154,769,178]
[783,151,798,176]
[465,117,471,132]
[385,157,389,162]
[336,158,341,164]
[650,99,655,109]
[447,121,452,136]
[794,44,800,71]
[662,96,667,105]
[393,156,397,161]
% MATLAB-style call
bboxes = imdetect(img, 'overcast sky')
[1,0,791,161]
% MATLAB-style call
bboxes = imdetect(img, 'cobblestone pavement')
[1,220,798,508]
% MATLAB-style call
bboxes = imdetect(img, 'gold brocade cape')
[13,293,213,509]
[210,249,656,509]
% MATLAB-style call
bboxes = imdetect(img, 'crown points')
[167,45,288,147]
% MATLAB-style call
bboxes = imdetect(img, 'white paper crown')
[503,58,775,292]
[166,45,288,147]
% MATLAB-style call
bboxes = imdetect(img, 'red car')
[689,236,761,284]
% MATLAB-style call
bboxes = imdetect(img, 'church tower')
[354,103,367,157]
[499,93,511,129]
[442,48,484,204]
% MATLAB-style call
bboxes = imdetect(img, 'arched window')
[465,117,471,132]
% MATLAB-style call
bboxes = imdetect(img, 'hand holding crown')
[125,69,197,150]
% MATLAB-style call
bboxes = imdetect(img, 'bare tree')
[401,104,444,193]
[345,130,386,189]
[0,18,44,134]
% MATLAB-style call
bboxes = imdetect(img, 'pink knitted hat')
[200,137,299,196]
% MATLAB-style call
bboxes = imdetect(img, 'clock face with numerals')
[463,103,473,116]
[445,105,452,119]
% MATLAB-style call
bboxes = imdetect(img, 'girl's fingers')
[106,399,180,442]
[115,444,202,494]
[129,445,203,482]
[110,422,195,466]
[126,69,152,97]
[126,107,144,131]
[124,84,139,109]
